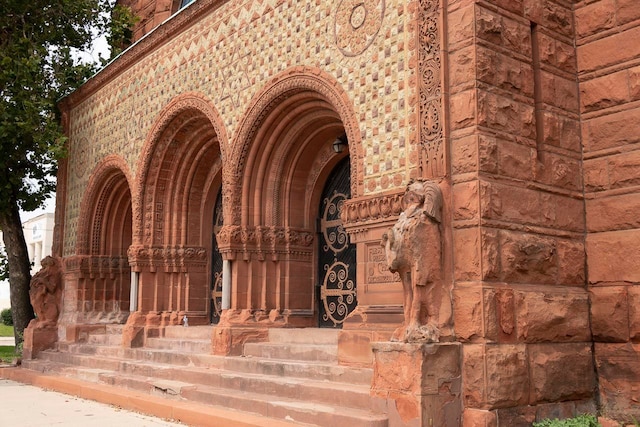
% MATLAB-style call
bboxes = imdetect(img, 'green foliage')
[0,345,16,363]
[1,308,12,326]
[533,414,601,427]
[0,246,8,281]
[105,4,139,61]
[0,0,112,215]
[0,323,13,336]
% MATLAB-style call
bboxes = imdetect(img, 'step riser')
[164,325,212,340]
[268,328,339,345]
[181,388,387,427]
[145,338,211,354]
[243,343,338,362]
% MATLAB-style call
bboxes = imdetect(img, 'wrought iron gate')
[318,157,356,328]
[210,189,224,324]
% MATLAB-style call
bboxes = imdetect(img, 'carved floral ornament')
[127,246,208,261]
[334,0,385,57]
[340,192,404,229]
[215,226,314,249]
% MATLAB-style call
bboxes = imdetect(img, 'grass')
[0,324,14,337]
[0,345,17,363]
[533,414,600,427]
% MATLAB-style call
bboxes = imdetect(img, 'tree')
[0,0,125,347]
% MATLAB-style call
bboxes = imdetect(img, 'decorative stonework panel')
[334,0,385,57]
[418,0,445,178]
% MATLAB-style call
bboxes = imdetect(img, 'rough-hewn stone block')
[590,286,630,342]
[451,134,478,174]
[542,111,581,152]
[476,46,534,97]
[516,291,590,342]
[556,239,585,286]
[453,228,481,281]
[529,343,595,404]
[583,108,640,152]
[630,286,640,340]
[450,89,477,130]
[500,232,557,285]
[453,287,483,341]
[595,343,640,420]
[581,70,629,113]
[587,193,640,232]
[587,230,640,283]
[461,344,531,410]
[575,0,615,38]
[453,181,479,220]
[477,90,535,139]
[578,26,640,73]
[524,0,573,37]
[476,7,531,56]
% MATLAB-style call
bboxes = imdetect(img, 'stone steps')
[22,327,385,426]
[145,337,211,354]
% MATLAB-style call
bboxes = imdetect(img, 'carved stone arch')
[228,66,363,226]
[74,154,134,319]
[77,155,135,255]
[135,92,228,245]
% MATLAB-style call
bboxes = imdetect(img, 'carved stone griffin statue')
[28,256,63,329]
[381,179,445,343]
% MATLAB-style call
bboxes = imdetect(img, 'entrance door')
[210,189,224,324]
[317,157,356,328]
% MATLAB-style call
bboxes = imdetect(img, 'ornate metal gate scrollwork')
[210,190,224,324]
[318,157,356,327]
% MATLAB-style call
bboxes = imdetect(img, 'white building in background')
[0,212,55,310]
[23,213,55,276]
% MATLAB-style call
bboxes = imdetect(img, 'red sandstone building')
[20,0,640,426]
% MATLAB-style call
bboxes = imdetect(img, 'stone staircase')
[21,325,388,427]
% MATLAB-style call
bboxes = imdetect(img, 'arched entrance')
[217,69,362,328]
[317,156,356,327]
[132,93,226,327]
[75,156,133,322]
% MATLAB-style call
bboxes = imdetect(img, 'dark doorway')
[317,157,356,328]
[210,189,224,324]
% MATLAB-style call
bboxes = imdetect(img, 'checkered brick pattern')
[63,0,416,255]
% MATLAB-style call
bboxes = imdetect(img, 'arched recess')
[218,67,359,326]
[132,93,225,325]
[75,155,134,322]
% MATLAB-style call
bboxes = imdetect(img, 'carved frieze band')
[127,246,208,269]
[64,255,130,276]
[215,226,314,259]
[419,0,445,178]
[340,191,404,230]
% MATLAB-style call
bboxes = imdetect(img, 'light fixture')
[332,133,348,153]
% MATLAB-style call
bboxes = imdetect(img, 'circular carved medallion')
[334,0,385,57]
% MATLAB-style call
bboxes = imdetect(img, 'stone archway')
[130,93,225,328]
[73,155,134,323]
[217,67,358,327]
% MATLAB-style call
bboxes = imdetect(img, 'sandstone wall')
[576,0,640,420]
[449,0,594,423]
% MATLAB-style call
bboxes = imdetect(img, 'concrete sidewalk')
[0,379,184,426]
[0,336,15,346]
